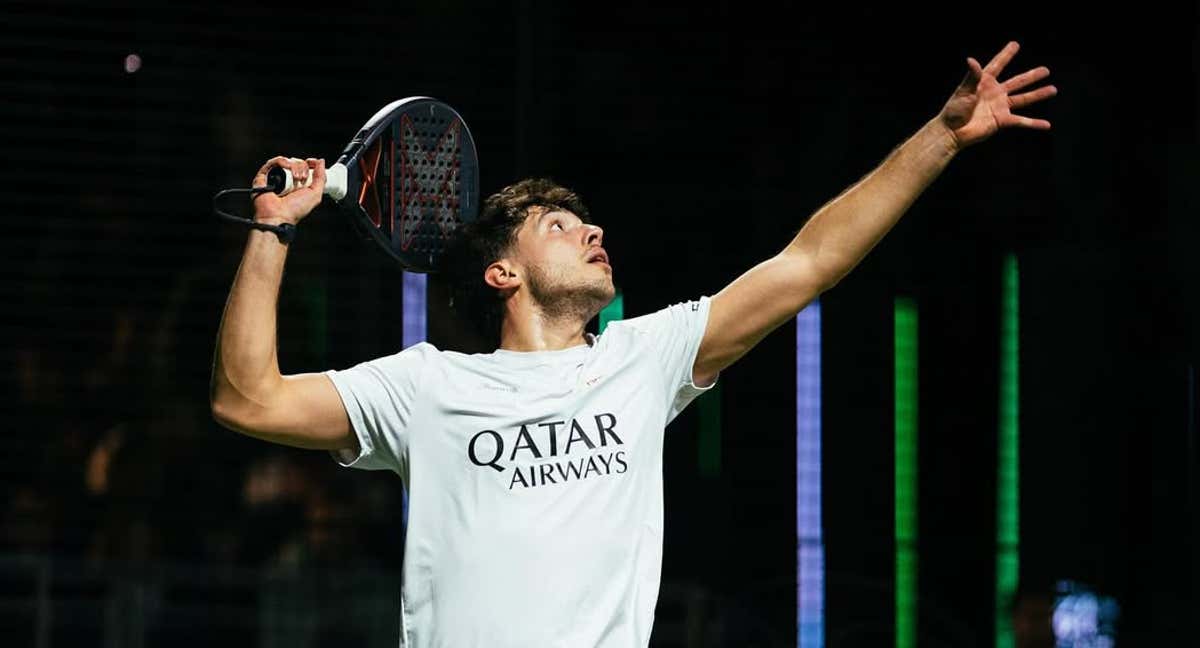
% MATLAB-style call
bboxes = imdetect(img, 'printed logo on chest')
[466,412,629,490]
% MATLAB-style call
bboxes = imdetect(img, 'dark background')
[1,1,1196,646]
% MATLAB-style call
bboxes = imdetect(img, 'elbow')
[210,376,232,427]
[780,247,841,296]
[209,373,266,433]
[810,254,849,293]
[210,395,241,431]
[211,398,267,438]
[210,382,253,433]
[819,272,842,293]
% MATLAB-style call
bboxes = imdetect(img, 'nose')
[583,224,604,247]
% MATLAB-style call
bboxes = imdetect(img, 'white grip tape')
[279,163,348,201]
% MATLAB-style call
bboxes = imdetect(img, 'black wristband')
[212,186,298,244]
[250,220,296,244]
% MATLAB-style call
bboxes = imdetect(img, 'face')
[505,206,615,320]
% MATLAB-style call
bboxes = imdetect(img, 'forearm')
[210,229,291,420]
[787,117,959,287]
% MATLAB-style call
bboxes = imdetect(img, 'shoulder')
[604,297,711,337]
[378,341,443,364]
[334,342,444,379]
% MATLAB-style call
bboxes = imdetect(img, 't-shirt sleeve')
[323,342,435,476]
[612,296,717,423]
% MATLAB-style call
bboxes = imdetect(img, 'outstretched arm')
[693,41,1056,385]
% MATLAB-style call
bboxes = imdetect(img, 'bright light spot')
[124,54,142,74]
[1052,580,1119,647]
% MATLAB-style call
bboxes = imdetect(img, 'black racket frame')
[333,97,479,272]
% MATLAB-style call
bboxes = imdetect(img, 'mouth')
[585,248,609,267]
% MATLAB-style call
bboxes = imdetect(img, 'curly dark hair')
[439,178,591,347]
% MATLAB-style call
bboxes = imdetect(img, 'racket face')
[335,97,479,272]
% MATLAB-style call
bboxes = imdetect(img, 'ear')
[484,259,522,292]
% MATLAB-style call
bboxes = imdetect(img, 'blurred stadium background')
[1,2,1196,646]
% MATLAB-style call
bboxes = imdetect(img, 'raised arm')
[694,41,1056,385]
[210,156,354,451]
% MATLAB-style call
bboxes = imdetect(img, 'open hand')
[939,41,1057,149]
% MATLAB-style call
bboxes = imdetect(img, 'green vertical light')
[996,255,1020,648]
[599,288,623,333]
[698,384,722,477]
[895,298,918,648]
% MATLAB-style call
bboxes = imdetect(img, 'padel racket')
[265,97,479,272]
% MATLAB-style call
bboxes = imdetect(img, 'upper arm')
[694,250,827,384]
[213,372,357,453]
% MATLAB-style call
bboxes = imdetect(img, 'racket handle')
[266,163,348,201]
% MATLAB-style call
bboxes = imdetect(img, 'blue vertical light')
[403,271,427,349]
[797,300,824,648]
[401,271,427,526]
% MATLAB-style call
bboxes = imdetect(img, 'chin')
[596,276,616,299]
[576,278,615,314]
[528,262,615,319]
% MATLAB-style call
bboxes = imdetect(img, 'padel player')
[211,42,1054,647]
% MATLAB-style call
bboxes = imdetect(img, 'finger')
[955,57,984,94]
[302,158,318,191]
[983,40,1020,78]
[1002,66,1051,94]
[309,158,327,193]
[302,158,323,192]
[959,57,984,91]
[1010,85,1057,109]
[253,155,292,188]
[1004,113,1052,130]
[290,158,308,187]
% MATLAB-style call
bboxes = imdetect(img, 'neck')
[498,295,593,352]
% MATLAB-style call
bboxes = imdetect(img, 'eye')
[550,221,564,232]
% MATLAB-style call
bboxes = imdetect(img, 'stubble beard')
[526,262,615,325]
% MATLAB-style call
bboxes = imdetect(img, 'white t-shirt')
[325,296,716,648]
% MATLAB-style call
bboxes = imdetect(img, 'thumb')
[953,58,982,95]
[966,57,983,76]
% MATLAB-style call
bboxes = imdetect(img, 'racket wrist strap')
[250,220,296,244]
[212,186,298,244]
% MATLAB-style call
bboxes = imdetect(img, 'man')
[211,41,1054,647]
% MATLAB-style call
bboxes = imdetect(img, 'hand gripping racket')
[216,97,479,272]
